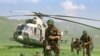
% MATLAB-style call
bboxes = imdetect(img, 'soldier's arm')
[88,36,92,43]
[48,30,61,40]
[48,27,61,40]
[49,36,61,40]
[56,28,61,39]
[84,36,92,45]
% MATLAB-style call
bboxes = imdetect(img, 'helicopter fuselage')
[13,23,44,47]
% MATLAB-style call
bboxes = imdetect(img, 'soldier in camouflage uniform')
[71,38,81,55]
[43,19,61,56]
[80,30,92,56]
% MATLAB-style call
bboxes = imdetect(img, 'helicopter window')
[30,27,34,33]
[24,26,29,30]
[24,26,34,31]
[17,31,22,35]
[22,26,34,34]
[16,24,25,30]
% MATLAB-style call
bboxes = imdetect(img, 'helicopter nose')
[18,35,23,40]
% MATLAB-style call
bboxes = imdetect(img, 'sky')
[0,0,100,28]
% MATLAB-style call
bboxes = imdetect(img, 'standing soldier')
[80,30,92,56]
[43,19,61,56]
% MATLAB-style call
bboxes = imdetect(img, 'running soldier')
[80,30,92,56]
[43,19,61,56]
[71,38,81,55]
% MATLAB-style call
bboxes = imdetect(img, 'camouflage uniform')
[71,38,80,55]
[43,19,61,56]
[80,31,92,56]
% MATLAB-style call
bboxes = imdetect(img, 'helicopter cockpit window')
[16,24,25,31]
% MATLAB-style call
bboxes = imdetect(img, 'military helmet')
[47,19,54,25]
[83,30,87,35]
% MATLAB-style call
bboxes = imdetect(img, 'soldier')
[80,30,92,56]
[71,38,80,55]
[43,19,61,56]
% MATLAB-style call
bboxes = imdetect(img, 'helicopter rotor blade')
[4,11,100,22]
[33,12,100,22]
[9,10,35,14]
[56,15,100,21]
[41,14,100,22]
[4,15,36,17]
[49,16,100,30]
[4,12,44,17]
[7,11,100,21]
[3,12,100,30]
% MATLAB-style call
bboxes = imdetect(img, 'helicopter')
[5,11,100,47]
[12,13,47,47]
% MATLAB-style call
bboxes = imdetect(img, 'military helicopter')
[12,12,47,47]
[5,11,100,47]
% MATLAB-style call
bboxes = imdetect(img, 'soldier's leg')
[43,46,46,56]
[86,47,91,56]
[76,48,79,55]
[43,41,46,56]
[53,46,60,56]
[83,47,86,56]
[71,44,74,52]
[45,45,52,56]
